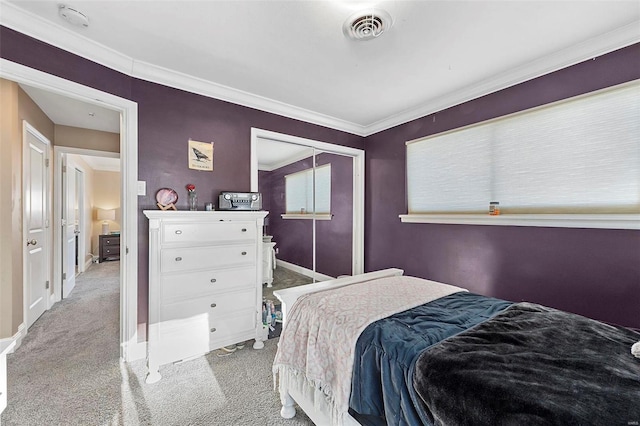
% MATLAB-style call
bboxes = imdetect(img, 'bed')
[272,269,640,425]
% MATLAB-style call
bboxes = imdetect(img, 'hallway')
[2,261,121,425]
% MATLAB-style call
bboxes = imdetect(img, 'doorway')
[1,58,141,361]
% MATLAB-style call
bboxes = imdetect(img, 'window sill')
[281,213,332,221]
[399,214,640,230]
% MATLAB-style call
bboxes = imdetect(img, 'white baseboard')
[49,292,57,308]
[0,323,26,353]
[276,259,334,282]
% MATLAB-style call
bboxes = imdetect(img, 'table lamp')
[97,208,116,235]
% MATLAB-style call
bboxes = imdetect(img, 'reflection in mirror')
[314,151,353,279]
[258,140,315,290]
[256,138,355,292]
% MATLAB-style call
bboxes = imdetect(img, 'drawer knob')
[210,328,216,333]
[175,256,182,261]
[211,303,217,308]
[241,228,247,232]
[210,278,217,283]
[241,251,247,255]
[175,230,182,235]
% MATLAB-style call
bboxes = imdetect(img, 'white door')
[75,169,85,273]
[62,156,77,298]
[23,122,50,329]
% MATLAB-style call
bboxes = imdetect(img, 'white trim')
[399,214,640,230]
[276,259,334,282]
[0,323,26,353]
[365,21,640,136]
[251,128,364,276]
[2,2,636,137]
[281,214,332,221]
[54,147,119,301]
[0,59,142,362]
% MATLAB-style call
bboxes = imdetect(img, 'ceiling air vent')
[343,9,392,41]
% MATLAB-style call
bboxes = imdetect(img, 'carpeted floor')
[263,266,315,301]
[2,261,313,426]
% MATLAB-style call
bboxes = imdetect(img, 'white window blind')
[285,164,331,214]
[406,81,640,218]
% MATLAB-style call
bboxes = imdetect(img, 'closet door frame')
[250,128,364,276]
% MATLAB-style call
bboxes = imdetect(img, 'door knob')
[26,239,37,246]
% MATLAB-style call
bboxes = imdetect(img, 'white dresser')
[144,210,268,383]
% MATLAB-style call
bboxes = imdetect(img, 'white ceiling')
[20,83,121,133]
[2,1,639,137]
[257,139,316,171]
[78,155,120,172]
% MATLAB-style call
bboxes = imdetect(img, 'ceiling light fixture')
[343,9,392,41]
[58,4,89,28]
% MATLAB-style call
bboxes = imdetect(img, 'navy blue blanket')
[349,292,512,425]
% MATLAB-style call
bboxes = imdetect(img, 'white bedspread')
[273,275,465,425]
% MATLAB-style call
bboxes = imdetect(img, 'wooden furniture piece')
[144,210,268,383]
[0,340,16,421]
[99,234,120,262]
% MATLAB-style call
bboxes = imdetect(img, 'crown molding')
[1,1,638,138]
[366,21,640,136]
[0,0,134,74]
[130,60,367,136]
[0,1,366,136]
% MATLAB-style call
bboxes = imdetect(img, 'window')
[402,80,640,229]
[283,164,331,219]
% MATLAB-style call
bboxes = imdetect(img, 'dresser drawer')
[160,288,255,322]
[162,222,256,244]
[161,244,256,273]
[160,267,255,303]
[103,246,120,256]
[209,307,257,346]
[102,237,119,247]
[152,317,211,366]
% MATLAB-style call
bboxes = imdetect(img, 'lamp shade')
[97,208,116,221]
[97,208,116,234]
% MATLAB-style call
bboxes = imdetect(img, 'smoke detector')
[343,9,392,41]
[58,4,89,28]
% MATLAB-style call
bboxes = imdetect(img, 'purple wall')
[3,25,638,329]
[364,43,640,329]
[1,26,364,328]
[262,153,353,278]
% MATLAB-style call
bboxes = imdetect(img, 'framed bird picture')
[188,139,214,171]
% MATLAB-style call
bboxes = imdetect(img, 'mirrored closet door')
[252,129,363,287]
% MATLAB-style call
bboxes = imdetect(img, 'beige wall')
[55,125,119,153]
[92,170,121,254]
[0,79,20,338]
[0,79,55,339]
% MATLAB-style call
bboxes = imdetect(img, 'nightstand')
[99,234,120,262]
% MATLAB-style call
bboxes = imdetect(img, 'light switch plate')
[137,180,146,196]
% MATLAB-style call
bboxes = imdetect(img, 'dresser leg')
[253,339,265,350]
[145,365,162,384]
